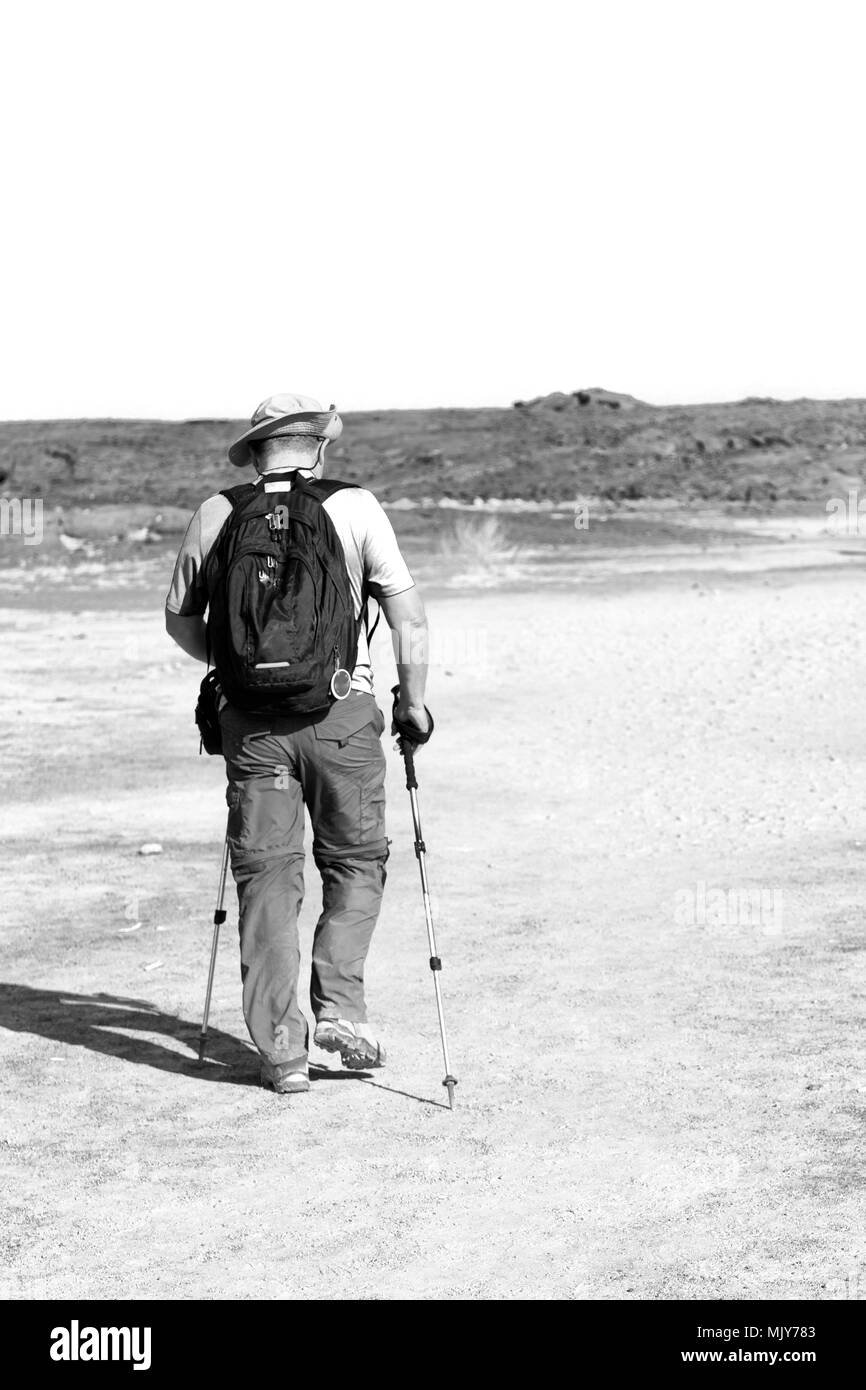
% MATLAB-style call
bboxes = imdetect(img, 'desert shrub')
[437,515,525,568]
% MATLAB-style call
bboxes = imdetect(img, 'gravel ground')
[1,557,864,1299]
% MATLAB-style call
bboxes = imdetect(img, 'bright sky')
[1,0,864,418]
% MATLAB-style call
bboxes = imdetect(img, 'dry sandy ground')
[1,554,865,1301]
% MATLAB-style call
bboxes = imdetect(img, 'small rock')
[139,843,163,856]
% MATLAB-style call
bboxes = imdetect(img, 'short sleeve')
[356,490,415,597]
[165,494,233,617]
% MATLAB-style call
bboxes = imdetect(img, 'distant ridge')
[2,392,866,507]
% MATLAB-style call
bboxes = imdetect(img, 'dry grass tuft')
[437,515,526,570]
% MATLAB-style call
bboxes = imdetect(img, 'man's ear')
[315,439,328,471]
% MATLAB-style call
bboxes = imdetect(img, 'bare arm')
[379,586,429,740]
[165,608,209,664]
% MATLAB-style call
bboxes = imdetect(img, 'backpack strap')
[306,477,360,501]
[219,481,258,508]
[204,482,259,611]
[305,479,383,643]
[365,591,382,644]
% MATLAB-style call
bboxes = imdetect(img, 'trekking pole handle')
[390,686,432,790]
[403,743,418,791]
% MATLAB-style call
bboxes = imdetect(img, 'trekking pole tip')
[444,1075,457,1110]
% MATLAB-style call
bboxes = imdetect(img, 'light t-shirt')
[165,475,414,695]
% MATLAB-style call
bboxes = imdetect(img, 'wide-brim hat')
[228,393,343,468]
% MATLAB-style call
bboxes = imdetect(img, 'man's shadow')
[0,982,258,1085]
[0,983,449,1107]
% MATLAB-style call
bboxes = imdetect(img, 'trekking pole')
[391,687,458,1109]
[197,824,230,1063]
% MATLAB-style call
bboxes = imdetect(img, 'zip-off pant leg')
[221,707,309,1069]
[296,695,389,1023]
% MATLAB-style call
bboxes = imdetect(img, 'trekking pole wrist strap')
[390,684,434,745]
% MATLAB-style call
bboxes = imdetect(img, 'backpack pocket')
[226,548,318,684]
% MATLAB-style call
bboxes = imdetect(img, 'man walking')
[165,393,430,1095]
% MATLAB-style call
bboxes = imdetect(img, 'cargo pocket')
[358,737,386,844]
[225,780,244,854]
[311,694,384,748]
[223,711,302,863]
[309,698,387,856]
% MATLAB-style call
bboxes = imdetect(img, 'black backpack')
[203,473,363,715]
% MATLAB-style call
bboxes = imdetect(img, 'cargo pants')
[219,692,388,1072]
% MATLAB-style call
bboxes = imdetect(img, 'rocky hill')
[3,388,866,508]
